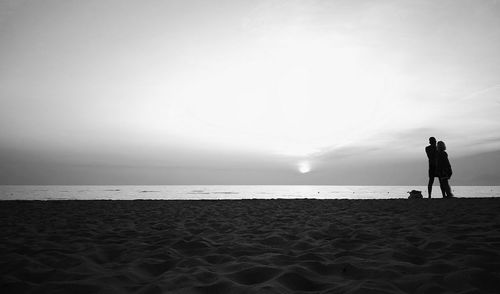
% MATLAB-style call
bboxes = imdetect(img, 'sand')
[1,198,500,294]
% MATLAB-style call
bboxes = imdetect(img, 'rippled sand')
[1,199,500,293]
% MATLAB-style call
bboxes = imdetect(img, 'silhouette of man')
[425,137,437,198]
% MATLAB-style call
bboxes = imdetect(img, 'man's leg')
[427,176,434,198]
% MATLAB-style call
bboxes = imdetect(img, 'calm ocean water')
[0,185,499,200]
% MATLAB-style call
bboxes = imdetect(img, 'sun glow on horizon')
[298,161,311,173]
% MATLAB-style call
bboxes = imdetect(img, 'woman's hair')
[437,141,446,151]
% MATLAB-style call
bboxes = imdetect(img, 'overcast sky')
[1,0,500,185]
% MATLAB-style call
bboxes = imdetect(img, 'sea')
[0,185,499,200]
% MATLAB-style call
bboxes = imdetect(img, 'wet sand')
[1,198,500,293]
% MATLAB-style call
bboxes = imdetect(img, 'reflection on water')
[1,185,499,200]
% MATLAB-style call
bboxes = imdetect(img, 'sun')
[298,161,311,174]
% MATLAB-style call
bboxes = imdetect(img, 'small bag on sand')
[407,190,423,199]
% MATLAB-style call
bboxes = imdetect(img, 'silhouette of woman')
[436,141,454,198]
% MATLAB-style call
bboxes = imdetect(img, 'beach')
[1,198,500,293]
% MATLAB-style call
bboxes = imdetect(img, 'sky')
[1,0,500,185]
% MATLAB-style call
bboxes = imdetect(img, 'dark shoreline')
[2,197,500,201]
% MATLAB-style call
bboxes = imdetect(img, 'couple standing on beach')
[426,137,454,198]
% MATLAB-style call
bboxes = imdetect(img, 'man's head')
[429,137,436,145]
